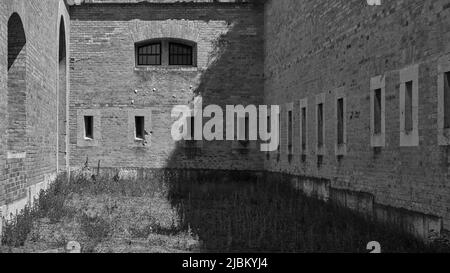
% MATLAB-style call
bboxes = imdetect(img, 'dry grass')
[1,169,449,253]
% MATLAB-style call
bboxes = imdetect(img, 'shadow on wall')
[163,17,265,171]
[153,3,268,252]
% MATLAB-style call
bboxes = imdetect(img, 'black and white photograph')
[0,0,450,262]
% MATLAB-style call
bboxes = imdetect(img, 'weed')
[80,213,111,242]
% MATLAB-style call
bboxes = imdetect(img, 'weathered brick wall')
[0,0,70,208]
[264,0,450,229]
[69,2,265,171]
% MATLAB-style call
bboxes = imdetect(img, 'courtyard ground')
[1,169,449,253]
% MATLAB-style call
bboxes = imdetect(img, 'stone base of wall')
[278,173,442,241]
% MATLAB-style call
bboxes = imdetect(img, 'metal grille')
[169,42,193,65]
[137,43,161,65]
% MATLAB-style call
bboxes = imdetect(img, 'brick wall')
[69,2,265,171]
[0,0,70,208]
[264,0,450,229]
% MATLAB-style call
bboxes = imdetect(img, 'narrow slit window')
[169,43,193,66]
[317,103,324,148]
[135,116,145,140]
[301,107,307,151]
[137,43,161,65]
[288,110,293,154]
[374,88,382,135]
[188,116,195,141]
[267,114,271,154]
[84,116,94,140]
[278,113,281,153]
[237,116,250,147]
[405,81,413,133]
[337,98,344,145]
[444,72,450,129]
[245,116,250,141]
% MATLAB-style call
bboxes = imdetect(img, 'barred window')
[169,43,193,66]
[137,43,161,65]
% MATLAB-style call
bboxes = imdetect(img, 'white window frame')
[438,55,450,146]
[399,64,419,147]
[334,87,347,156]
[128,109,153,148]
[77,109,101,147]
[370,75,386,147]
[316,93,326,155]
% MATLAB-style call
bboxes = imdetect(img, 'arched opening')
[7,13,27,153]
[58,17,67,171]
[6,13,27,204]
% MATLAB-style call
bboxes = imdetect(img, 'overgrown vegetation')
[1,169,449,253]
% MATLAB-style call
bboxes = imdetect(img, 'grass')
[1,169,449,253]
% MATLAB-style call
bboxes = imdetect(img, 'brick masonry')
[0,0,69,214]
[68,1,265,171]
[264,0,450,230]
[0,0,449,240]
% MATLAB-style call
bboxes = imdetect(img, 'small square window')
[84,116,94,140]
[135,116,145,140]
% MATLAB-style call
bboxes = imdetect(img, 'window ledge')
[134,66,199,72]
[335,143,347,156]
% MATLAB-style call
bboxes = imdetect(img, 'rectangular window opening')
[84,116,94,140]
[444,72,450,129]
[301,107,307,152]
[237,116,250,148]
[317,103,324,149]
[188,116,195,141]
[288,110,293,155]
[337,98,344,145]
[266,115,271,158]
[135,116,145,140]
[405,81,413,133]
[374,88,382,135]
